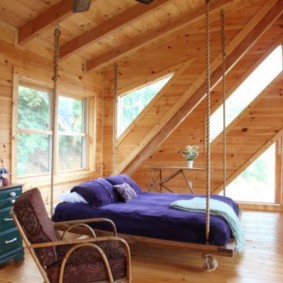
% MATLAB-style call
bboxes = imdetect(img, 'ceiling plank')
[120,0,283,176]
[60,0,172,59]
[18,0,73,45]
[86,0,236,71]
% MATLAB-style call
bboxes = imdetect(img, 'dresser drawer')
[0,229,22,255]
[0,207,16,232]
[0,187,21,209]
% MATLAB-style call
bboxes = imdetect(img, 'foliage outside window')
[116,74,173,137]
[225,144,276,203]
[17,84,87,176]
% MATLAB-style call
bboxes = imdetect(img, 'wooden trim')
[238,202,283,212]
[87,96,96,172]
[275,137,283,205]
[19,80,52,93]
[11,71,19,184]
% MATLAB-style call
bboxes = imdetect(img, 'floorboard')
[0,211,282,283]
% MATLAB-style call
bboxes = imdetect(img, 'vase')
[187,160,194,168]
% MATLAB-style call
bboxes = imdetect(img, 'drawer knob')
[3,218,13,222]
[9,192,17,197]
[5,237,17,244]
[10,199,16,204]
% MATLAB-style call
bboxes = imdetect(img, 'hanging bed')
[51,1,243,271]
[52,174,244,263]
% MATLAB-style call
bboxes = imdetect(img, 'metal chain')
[220,9,227,196]
[205,0,211,244]
[51,25,61,216]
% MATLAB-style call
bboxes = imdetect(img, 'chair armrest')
[59,242,115,283]
[30,236,123,248]
[53,217,117,236]
[60,223,97,240]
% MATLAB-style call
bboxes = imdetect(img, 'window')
[214,45,283,205]
[210,45,283,141]
[16,83,87,177]
[225,144,276,203]
[116,74,173,137]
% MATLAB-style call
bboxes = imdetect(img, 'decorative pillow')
[71,178,118,207]
[59,192,87,203]
[114,183,137,202]
[105,174,142,194]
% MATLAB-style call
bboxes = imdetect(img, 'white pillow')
[59,192,87,203]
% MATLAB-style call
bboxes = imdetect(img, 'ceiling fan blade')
[136,0,154,4]
[73,0,91,13]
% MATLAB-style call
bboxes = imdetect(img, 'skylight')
[210,45,283,141]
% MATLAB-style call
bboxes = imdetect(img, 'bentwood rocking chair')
[11,188,131,283]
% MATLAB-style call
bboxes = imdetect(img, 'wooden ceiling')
[1,0,282,189]
[2,0,274,74]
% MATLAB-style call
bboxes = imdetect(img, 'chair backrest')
[13,188,58,266]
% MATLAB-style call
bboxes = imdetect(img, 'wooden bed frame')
[54,219,236,271]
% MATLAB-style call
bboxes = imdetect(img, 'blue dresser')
[0,184,24,265]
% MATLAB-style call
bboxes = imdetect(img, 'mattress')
[53,191,239,246]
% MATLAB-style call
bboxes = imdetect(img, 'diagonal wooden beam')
[18,0,73,45]
[60,0,172,59]
[86,0,236,71]
[121,0,283,176]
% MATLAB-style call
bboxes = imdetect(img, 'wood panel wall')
[131,21,283,196]
[0,0,282,214]
[101,10,283,210]
[0,22,103,212]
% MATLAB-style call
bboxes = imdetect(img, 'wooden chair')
[11,188,131,283]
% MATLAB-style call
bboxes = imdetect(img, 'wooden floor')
[1,210,283,283]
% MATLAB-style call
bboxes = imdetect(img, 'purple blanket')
[53,192,239,246]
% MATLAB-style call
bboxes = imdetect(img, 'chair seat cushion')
[47,240,127,283]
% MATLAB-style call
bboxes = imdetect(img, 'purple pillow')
[114,183,137,202]
[105,174,142,194]
[71,178,118,207]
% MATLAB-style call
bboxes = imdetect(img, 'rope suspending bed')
[51,0,243,272]
[202,1,233,271]
[50,25,61,216]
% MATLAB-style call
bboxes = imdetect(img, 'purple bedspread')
[53,192,239,246]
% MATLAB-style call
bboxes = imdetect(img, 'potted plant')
[182,145,199,168]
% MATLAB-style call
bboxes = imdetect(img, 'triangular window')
[116,74,173,137]
[225,143,276,203]
[211,45,282,141]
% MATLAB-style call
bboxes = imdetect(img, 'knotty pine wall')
[0,22,103,212]
[104,16,283,201]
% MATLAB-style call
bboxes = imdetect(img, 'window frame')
[115,73,173,139]
[12,77,90,180]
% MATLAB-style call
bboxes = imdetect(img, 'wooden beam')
[213,73,283,194]
[86,0,236,71]
[121,0,283,176]
[18,0,73,45]
[60,0,172,59]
